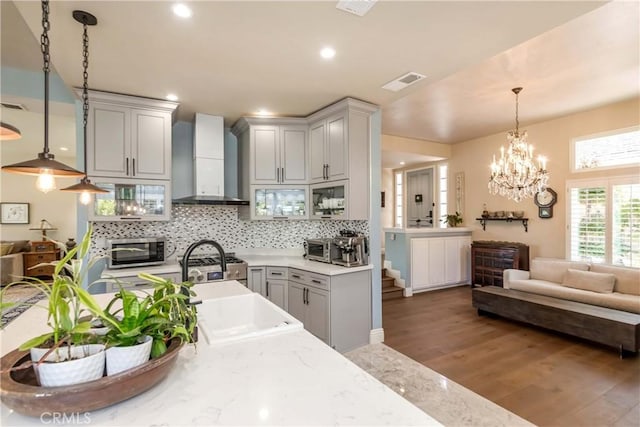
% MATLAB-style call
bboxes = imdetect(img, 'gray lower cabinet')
[266,267,288,311]
[103,272,181,293]
[287,268,371,352]
[247,266,266,294]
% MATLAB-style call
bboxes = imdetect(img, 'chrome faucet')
[181,239,227,296]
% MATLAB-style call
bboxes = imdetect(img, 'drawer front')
[24,253,56,264]
[266,266,288,279]
[288,268,308,284]
[31,241,56,252]
[306,272,330,291]
[26,265,54,276]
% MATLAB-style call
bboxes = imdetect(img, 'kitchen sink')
[197,293,303,346]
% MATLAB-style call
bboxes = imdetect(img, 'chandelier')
[488,87,549,202]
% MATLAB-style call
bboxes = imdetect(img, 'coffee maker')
[330,230,369,267]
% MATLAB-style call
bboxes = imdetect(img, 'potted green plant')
[79,273,198,375]
[0,225,108,387]
[442,212,463,227]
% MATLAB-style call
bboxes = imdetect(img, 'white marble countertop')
[101,252,372,279]
[1,282,439,426]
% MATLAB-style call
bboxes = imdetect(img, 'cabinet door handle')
[271,271,283,276]
[120,217,141,220]
[266,281,269,297]
[281,167,284,182]
[304,287,308,305]
[126,157,130,175]
[292,274,301,279]
[272,216,289,220]
[311,279,321,284]
[250,268,262,272]
[325,164,329,180]
[132,158,136,176]
[276,167,280,182]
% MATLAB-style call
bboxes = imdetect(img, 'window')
[568,176,640,267]
[439,165,448,228]
[572,126,640,172]
[395,172,403,227]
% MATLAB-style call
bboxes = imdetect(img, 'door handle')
[126,157,130,175]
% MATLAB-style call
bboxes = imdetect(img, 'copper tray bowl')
[0,339,183,417]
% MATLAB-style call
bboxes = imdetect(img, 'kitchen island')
[0,281,440,426]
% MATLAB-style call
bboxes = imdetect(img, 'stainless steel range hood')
[173,113,249,206]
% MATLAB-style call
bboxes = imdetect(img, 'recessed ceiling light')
[60,147,69,152]
[320,47,336,59]
[256,109,272,117]
[172,3,192,18]
[400,161,406,166]
[166,94,179,101]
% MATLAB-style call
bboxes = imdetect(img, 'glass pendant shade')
[488,87,549,202]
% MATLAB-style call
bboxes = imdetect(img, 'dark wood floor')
[382,286,640,427]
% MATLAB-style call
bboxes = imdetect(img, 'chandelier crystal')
[488,87,549,202]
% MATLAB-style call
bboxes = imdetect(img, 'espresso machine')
[331,230,369,267]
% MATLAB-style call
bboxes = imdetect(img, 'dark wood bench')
[472,286,640,357]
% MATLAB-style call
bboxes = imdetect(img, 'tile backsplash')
[91,205,369,257]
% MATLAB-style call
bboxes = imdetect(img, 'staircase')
[382,268,403,300]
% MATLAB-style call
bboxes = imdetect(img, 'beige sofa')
[1,240,30,286]
[504,258,640,314]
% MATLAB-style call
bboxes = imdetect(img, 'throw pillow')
[0,243,13,256]
[562,268,616,293]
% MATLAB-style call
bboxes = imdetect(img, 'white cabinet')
[86,91,178,181]
[242,185,308,220]
[309,112,348,183]
[266,267,288,311]
[89,179,172,221]
[235,119,307,185]
[410,236,471,291]
[103,272,181,293]
[287,267,371,352]
[310,181,348,219]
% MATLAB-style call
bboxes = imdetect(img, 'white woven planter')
[30,344,106,387]
[106,336,153,376]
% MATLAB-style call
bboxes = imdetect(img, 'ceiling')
[2,1,639,169]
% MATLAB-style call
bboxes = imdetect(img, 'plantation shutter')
[612,182,640,267]
[569,185,606,263]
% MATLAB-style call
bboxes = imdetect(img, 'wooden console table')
[471,241,529,287]
[23,241,60,279]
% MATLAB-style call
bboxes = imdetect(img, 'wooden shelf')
[476,217,529,232]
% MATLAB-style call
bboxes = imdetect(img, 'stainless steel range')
[178,253,248,284]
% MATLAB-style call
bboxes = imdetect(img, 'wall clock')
[534,187,557,218]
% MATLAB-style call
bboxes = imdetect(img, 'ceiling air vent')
[382,72,426,92]
[336,0,377,17]
[1,102,27,111]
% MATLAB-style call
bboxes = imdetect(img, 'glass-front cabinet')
[89,179,171,221]
[249,185,308,220]
[310,180,348,219]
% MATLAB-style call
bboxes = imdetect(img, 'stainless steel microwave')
[107,237,166,269]
[304,238,339,264]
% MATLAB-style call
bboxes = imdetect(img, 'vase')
[30,344,106,387]
[105,335,153,376]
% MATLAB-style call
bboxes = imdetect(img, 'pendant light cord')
[41,0,51,157]
[81,18,90,180]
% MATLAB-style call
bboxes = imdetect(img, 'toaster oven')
[304,238,339,264]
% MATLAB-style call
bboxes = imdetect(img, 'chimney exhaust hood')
[173,113,249,206]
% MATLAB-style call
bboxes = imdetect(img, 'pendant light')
[60,10,107,205]
[1,0,84,192]
[0,122,22,140]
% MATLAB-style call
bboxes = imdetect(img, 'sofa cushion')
[589,264,640,296]
[562,269,615,293]
[0,243,13,256]
[529,258,590,284]
[0,240,30,254]
[509,279,640,314]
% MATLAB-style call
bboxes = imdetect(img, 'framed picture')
[0,203,30,224]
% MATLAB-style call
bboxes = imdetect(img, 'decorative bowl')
[0,339,183,417]
[495,210,506,218]
[513,211,525,218]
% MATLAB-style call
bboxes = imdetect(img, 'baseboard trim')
[404,288,413,297]
[369,328,384,344]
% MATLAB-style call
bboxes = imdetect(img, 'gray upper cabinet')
[85,90,178,181]
[236,118,308,186]
[309,111,348,184]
